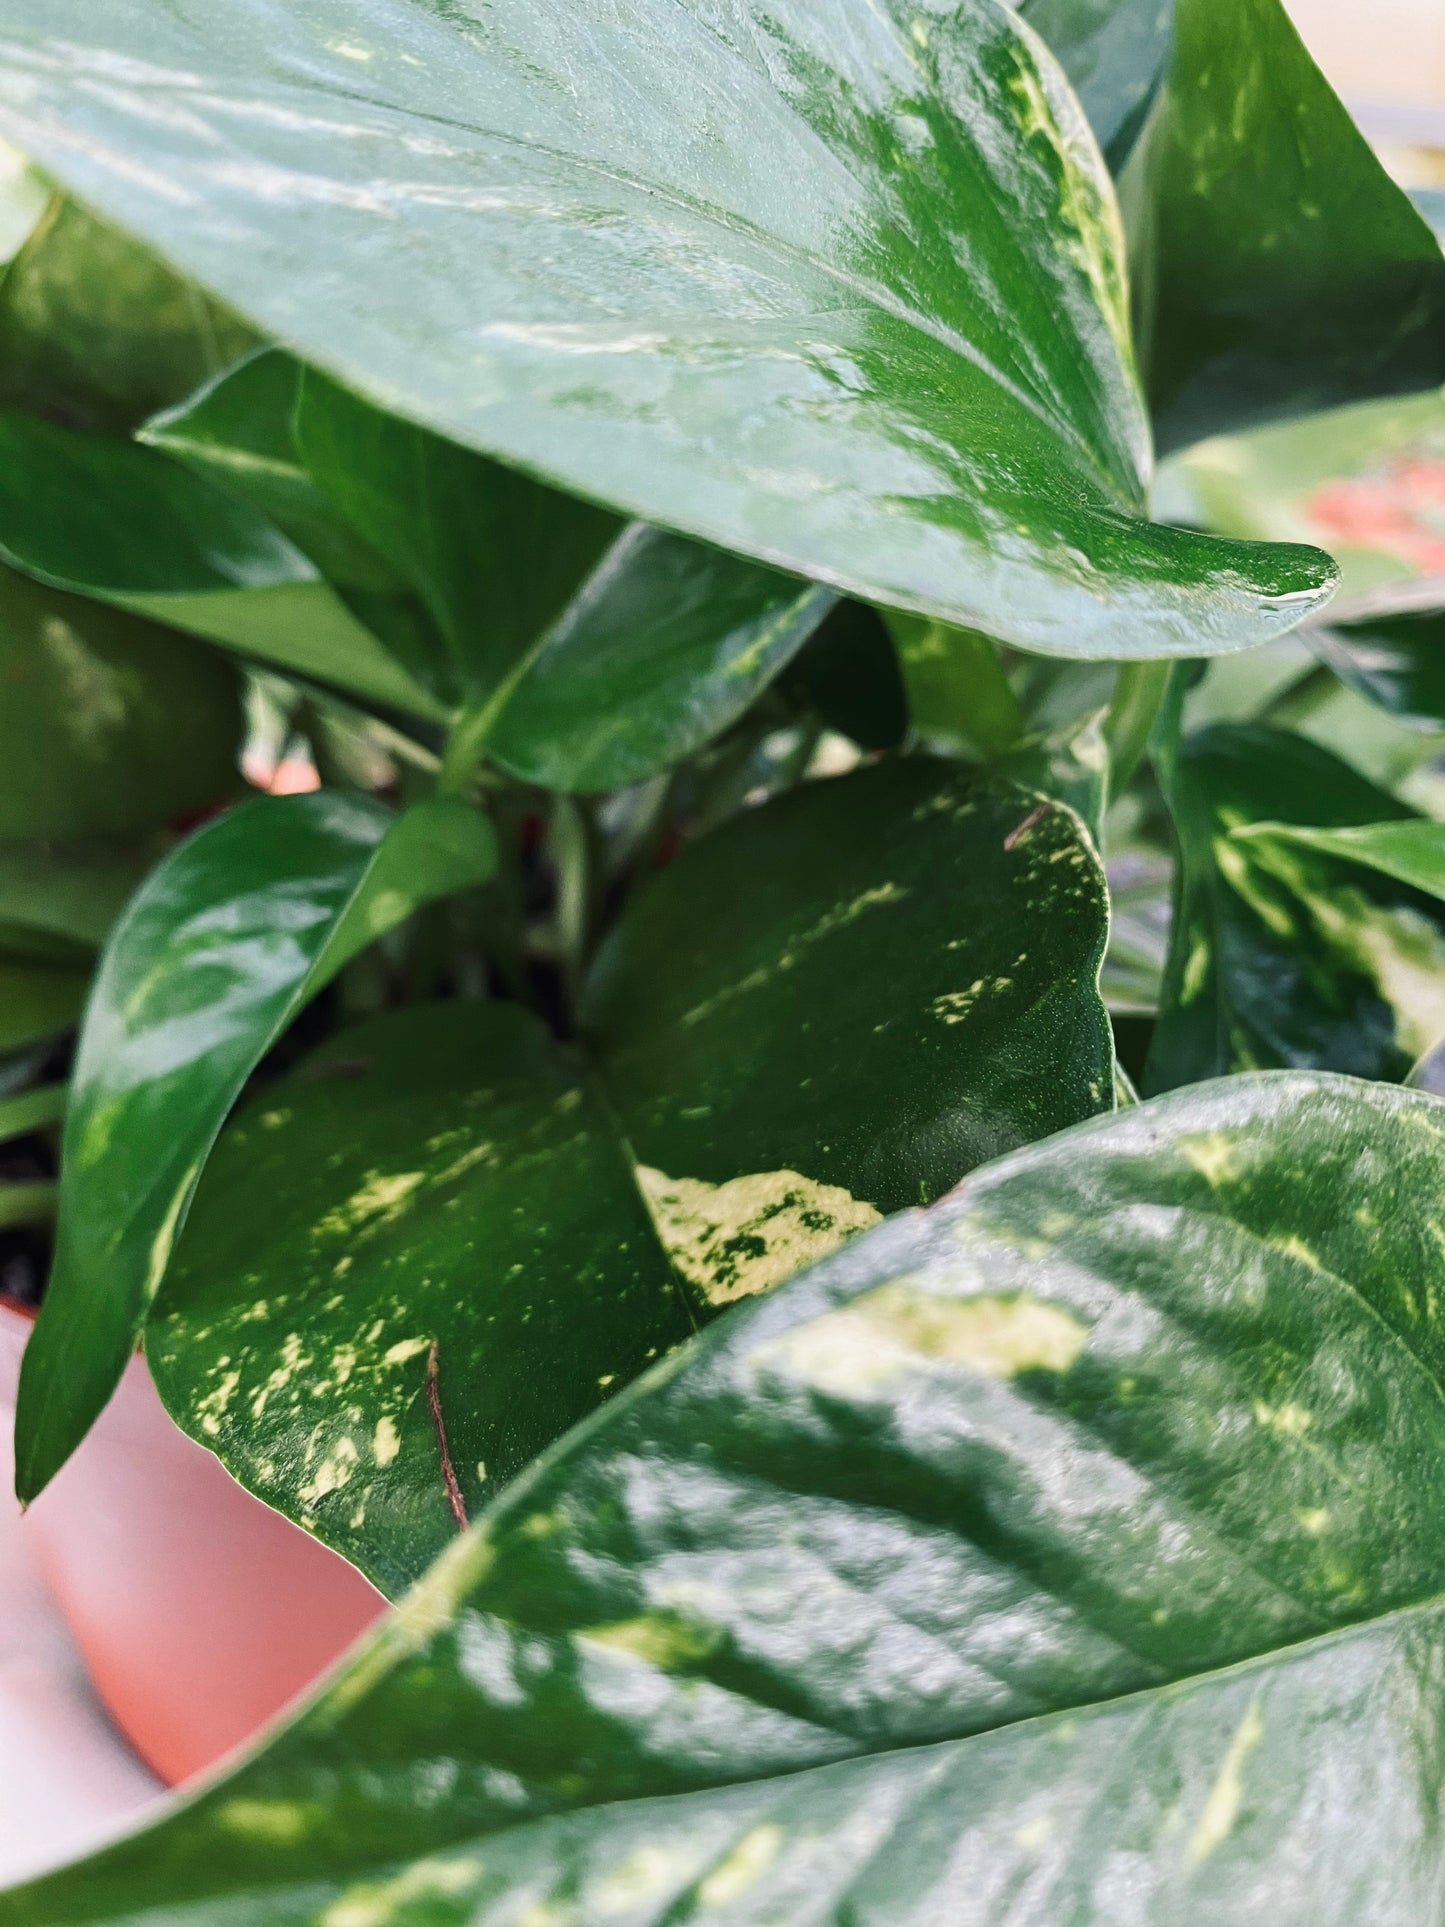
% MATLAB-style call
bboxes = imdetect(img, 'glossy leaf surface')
[1017,0,1172,169]
[0,193,255,434]
[586,759,1114,1236]
[0,0,1339,657]
[0,564,241,840]
[1129,0,1445,453]
[489,527,833,792]
[1146,723,1445,1092]
[13,793,497,1503]
[0,413,444,719]
[151,1002,689,1596]
[15,1074,1445,1922]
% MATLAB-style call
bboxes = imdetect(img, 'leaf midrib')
[10,19,1140,510]
[201,1578,1445,1911]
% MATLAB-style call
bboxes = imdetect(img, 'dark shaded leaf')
[0,955,87,1053]
[0,562,242,840]
[1310,608,1445,730]
[0,0,1338,656]
[13,793,497,1502]
[0,192,255,434]
[782,600,908,753]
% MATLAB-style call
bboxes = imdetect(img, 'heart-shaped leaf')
[1146,722,1445,1092]
[149,1002,692,1597]
[0,0,1338,656]
[13,792,498,1502]
[13,1072,1445,1923]
[584,759,1114,1224]
[153,759,1114,1583]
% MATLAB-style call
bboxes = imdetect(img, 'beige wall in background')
[1286,0,1445,110]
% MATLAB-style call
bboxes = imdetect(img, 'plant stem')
[1103,660,1171,798]
[550,793,593,1009]
[436,688,512,797]
[0,1181,58,1232]
[0,1083,67,1144]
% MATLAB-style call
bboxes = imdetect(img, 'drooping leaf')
[13,792,497,1503]
[1016,0,1173,170]
[0,412,445,719]
[0,0,1339,657]
[1126,0,1445,453]
[0,192,255,434]
[17,1074,1445,1922]
[1146,723,1445,1092]
[488,527,834,792]
[0,563,242,840]
[295,370,621,698]
[150,1002,690,1596]
[143,350,454,700]
[585,759,1115,1237]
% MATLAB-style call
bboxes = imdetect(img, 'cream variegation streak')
[635,1165,882,1306]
